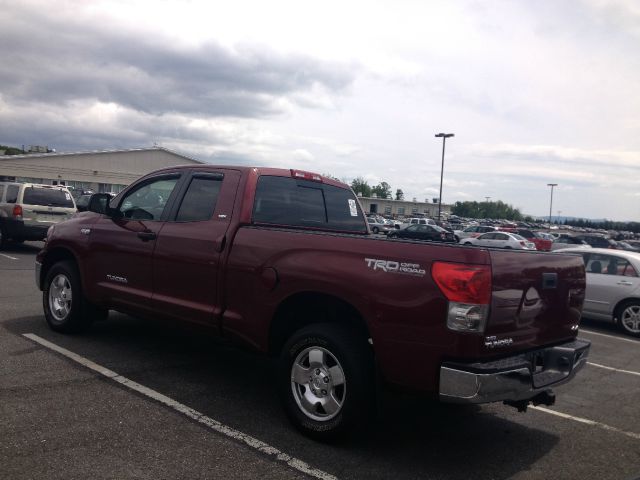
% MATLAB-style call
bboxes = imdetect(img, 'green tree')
[395,188,404,201]
[350,177,372,197]
[451,200,523,220]
[371,181,392,199]
[0,145,25,155]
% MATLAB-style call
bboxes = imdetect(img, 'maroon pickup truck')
[36,165,590,440]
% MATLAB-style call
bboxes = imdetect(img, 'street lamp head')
[435,133,455,138]
[547,183,558,187]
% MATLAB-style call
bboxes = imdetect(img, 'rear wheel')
[278,323,375,441]
[615,301,640,337]
[372,227,379,234]
[43,260,107,333]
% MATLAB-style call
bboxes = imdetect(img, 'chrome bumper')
[35,261,42,290]
[439,339,590,404]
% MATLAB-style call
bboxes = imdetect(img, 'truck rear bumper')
[439,338,590,404]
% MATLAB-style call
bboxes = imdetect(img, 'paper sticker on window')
[65,193,71,200]
[348,199,358,217]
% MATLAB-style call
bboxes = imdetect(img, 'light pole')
[435,132,454,221]
[485,196,491,203]
[547,183,558,225]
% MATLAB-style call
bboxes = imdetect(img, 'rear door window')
[253,176,366,233]
[23,187,75,208]
[175,175,223,222]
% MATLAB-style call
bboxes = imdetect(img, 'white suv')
[0,182,77,248]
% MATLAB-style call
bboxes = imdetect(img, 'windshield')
[23,187,75,208]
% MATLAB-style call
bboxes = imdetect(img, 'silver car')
[558,248,640,337]
[461,231,536,250]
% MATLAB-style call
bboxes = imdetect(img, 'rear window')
[23,187,75,208]
[6,185,18,203]
[252,176,366,233]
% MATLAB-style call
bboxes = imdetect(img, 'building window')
[397,207,405,215]
[384,205,392,215]
[412,207,418,214]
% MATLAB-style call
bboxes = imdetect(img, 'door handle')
[617,281,633,286]
[137,231,157,242]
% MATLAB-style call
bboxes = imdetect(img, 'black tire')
[0,227,7,250]
[463,242,472,246]
[43,260,107,333]
[372,227,379,234]
[388,233,396,239]
[615,300,640,338]
[278,323,375,441]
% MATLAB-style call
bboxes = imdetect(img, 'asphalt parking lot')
[1,242,639,480]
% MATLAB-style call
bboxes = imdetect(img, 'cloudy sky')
[1,0,639,220]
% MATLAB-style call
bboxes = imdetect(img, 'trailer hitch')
[504,389,556,413]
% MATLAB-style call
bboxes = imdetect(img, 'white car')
[454,225,497,241]
[461,231,536,250]
[366,217,392,234]
[555,248,640,337]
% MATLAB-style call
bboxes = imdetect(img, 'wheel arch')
[40,247,80,291]
[613,296,640,322]
[268,291,371,357]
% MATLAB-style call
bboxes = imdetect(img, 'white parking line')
[22,333,337,480]
[587,362,640,377]
[580,328,639,344]
[532,406,640,440]
[0,253,18,260]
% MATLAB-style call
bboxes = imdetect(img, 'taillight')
[432,262,491,333]
[12,204,23,219]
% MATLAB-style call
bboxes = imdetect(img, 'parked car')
[387,224,456,243]
[399,217,437,229]
[551,236,591,251]
[461,231,536,250]
[617,241,640,252]
[367,217,392,234]
[454,225,496,241]
[557,248,640,337]
[0,182,77,248]
[500,228,553,251]
[35,165,590,440]
[576,234,617,249]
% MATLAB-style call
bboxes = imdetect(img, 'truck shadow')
[8,313,559,480]
[0,241,43,254]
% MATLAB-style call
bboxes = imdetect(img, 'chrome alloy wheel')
[620,304,640,334]
[290,346,346,421]
[48,273,73,322]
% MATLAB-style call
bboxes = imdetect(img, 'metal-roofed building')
[0,147,203,194]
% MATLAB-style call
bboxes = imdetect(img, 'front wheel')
[43,261,107,333]
[278,323,375,441]
[372,227,379,234]
[616,301,640,337]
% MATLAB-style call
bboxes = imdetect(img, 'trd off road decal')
[364,258,426,277]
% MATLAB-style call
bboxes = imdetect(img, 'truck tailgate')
[484,250,585,353]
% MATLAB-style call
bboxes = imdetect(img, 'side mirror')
[88,193,116,216]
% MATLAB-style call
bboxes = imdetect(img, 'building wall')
[0,147,202,193]
[358,196,451,218]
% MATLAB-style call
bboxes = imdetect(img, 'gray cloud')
[0,4,355,118]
